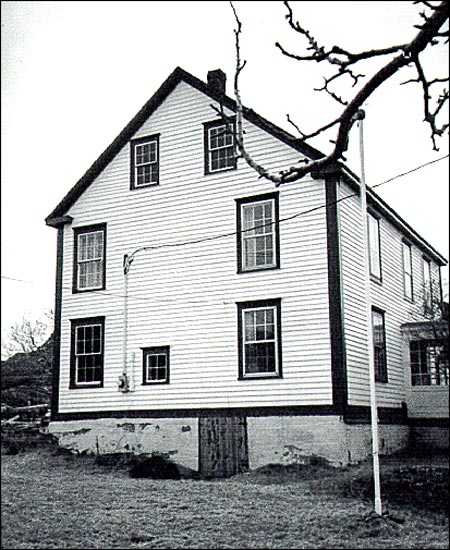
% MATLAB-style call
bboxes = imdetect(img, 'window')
[372,308,387,382]
[131,135,159,188]
[236,193,280,272]
[410,340,449,386]
[238,299,282,379]
[73,224,106,292]
[70,317,104,388]
[367,212,381,280]
[204,120,236,174]
[402,242,413,300]
[423,258,433,314]
[142,346,170,384]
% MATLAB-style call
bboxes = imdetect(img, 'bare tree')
[1,310,54,359]
[229,1,449,185]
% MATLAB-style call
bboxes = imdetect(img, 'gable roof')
[45,66,323,227]
[45,66,446,266]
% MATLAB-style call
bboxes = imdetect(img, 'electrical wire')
[2,153,448,306]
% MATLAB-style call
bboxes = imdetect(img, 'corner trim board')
[325,175,348,414]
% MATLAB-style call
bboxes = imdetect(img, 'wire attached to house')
[3,153,448,304]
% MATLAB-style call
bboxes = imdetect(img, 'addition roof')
[45,66,447,266]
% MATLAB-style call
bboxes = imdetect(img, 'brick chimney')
[207,69,226,96]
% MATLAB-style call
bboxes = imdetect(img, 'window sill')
[69,383,103,390]
[142,381,169,386]
[130,182,160,190]
[370,275,382,286]
[204,166,237,176]
[73,287,105,294]
[238,265,280,274]
[239,374,282,381]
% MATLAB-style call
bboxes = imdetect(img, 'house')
[45,67,448,477]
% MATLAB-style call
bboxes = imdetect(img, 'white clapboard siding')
[59,81,334,414]
[338,180,442,407]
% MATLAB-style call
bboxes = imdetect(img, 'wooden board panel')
[199,415,248,478]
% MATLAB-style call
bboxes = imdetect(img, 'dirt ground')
[1,445,448,549]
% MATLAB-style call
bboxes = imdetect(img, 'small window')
[142,346,170,384]
[410,340,449,386]
[367,212,381,280]
[236,193,280,272]
[402,242,413,300]
[372,308,387,383]
[204,120,236,174]
[238,299,282,379]
[423,258,433,314]
[70,317,104,388]
[131,135,160,188]
[73,224,106,292]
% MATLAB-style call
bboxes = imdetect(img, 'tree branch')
[230,0,449,184]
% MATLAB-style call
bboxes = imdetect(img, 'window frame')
[371,307,388,383]
[141,346,170,385]
[203,119,237,175]
[69,317,105,389]
[410,339,449,387]
[236,192,280,273]
[422,257,433,315]
[402,240,413,301]
[237,298,282,380]
[367,211,382,282]
[130,134,160,189]
[73,223,106,293]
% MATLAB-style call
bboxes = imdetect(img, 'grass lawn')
[1,447,448,549]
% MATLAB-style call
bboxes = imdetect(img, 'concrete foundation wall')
[343,424,410,463]
[50,415,415,472]
[48,417,199,470]
[410,426,449,450]
[247,416,348,467]
[247,416,410,467]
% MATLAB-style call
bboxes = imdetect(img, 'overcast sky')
[1,1,449,341]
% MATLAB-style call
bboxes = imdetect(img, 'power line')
[3,154,448,304]
[127,154,449,256]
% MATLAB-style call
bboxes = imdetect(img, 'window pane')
[245,342,276,373]
[145,350,168,383]
[241,200,275,270]
[372,310,386,381]
[403,243,413,299]
[368,214,381,278]
[410,340,449,386]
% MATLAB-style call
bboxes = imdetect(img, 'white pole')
[358,109,382,516]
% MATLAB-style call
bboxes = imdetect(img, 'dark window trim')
[130,134,160,189]
[69,316,105,389]
[72,223,106,293]
[141,346,170,385]
[402,239,414,302]
[237,298,282,380]
[203,118,237,175]
[236,192,280,273]
[372,306,388,383]
[367,210,382,284]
